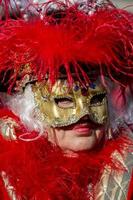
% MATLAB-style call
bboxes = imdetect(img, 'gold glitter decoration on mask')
[32,80,108,127]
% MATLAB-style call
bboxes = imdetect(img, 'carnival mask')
[32,80,108,127]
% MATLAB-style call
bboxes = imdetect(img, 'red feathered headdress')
[0,0,133,92]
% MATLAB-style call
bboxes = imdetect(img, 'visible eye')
[54,97,74,108]
[90,93,106,105]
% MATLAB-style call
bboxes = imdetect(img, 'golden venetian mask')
[32,80,108,127]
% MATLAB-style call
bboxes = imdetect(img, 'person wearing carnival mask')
[0,0,133,199]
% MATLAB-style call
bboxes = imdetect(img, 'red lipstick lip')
[73,123,92,135]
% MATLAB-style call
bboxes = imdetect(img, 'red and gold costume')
[0,0,132,199]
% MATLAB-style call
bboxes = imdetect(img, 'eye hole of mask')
[90,93,106,105]
[54,97,74,108]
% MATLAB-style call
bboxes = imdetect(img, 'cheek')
[46,127,66,146]
[95,130,104,142]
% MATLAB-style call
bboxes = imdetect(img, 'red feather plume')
[0,1,133,91]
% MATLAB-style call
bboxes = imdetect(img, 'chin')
[60,136,97,152]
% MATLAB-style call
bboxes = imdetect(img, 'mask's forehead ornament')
[32,79,108,127]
